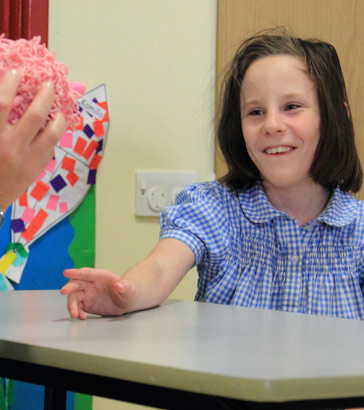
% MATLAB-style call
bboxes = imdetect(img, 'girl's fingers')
[0,70,20,130]
[60,279,89,295]
[78,309,87,320]
[67,291,85,319]
[64,267,110,282]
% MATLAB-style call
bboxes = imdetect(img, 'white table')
[1,290,364,409]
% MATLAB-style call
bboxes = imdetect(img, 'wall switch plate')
[135,170,198,216]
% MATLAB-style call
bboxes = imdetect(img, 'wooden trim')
[21,0,49,45]
[214,0,228,179]
[10,0,22,40]
[0,0,11,37]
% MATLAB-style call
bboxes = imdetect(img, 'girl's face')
[240,55,321,193]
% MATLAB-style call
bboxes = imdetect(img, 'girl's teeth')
[266,147,291,154]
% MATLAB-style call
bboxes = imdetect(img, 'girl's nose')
[263,111,285,135]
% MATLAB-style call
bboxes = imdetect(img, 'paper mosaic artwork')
[0,84,109,290]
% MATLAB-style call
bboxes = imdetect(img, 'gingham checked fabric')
[160,182,364,319]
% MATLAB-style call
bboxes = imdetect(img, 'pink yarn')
[0,35,81,130]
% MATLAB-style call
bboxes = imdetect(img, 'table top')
[1,290,364,403]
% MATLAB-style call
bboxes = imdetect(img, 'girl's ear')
[344,101,351,119]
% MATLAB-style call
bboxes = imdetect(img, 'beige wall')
[49,1,217,409]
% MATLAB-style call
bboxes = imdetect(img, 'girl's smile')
[264,145,295,154]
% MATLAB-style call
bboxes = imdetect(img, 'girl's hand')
[0,69,65,211]
[61,239,195,320]
[61,268,137,320]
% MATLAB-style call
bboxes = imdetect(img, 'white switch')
[135,170,198,216]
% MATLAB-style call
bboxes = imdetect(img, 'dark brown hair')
[217,29,362,192]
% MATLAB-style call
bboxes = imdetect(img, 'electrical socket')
[135,170,198,216]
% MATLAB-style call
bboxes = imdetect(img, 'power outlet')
[135,170,198,216]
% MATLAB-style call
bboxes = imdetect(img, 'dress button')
[291,254,300,263]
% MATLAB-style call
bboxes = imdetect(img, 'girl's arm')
[60,238,195,320]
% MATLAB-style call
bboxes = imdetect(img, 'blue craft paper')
[10,383,74,410]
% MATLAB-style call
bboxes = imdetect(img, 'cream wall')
[49,1,217,409]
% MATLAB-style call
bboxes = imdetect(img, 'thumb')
[111,279,135,308]
[114,279,129,295]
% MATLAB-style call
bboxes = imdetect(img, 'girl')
[61,29,364,322]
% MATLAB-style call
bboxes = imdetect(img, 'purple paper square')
[83,124,94,139]
[96,140,103,153]
[11,218,25,233]
[87,169,97,185]
[92,98,99,103]
[50,175,67,192]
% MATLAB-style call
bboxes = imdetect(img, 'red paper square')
[74,137,87,155]
[18,192,28,207]
[62,156,76,171]
[83,140,99,160]
[89,153,102,170]
[30,181,50,201]
[66,170,79,186]
[93,120,104,137]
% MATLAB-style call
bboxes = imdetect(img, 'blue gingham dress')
[159,182,364,320]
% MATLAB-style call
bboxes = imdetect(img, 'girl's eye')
[285,104,301,111]
[249,109,264,116]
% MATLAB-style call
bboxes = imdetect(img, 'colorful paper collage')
[0,84,109,290]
